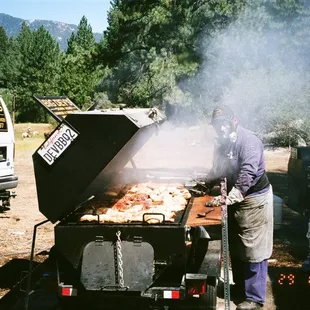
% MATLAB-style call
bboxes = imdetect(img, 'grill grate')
[63,195,193,226]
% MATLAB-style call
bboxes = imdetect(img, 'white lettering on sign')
[38,124,78,165]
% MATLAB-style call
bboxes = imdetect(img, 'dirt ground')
[0,123,309,309]
[0,124,55,299]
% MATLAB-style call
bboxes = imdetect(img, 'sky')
[1,0,111,33]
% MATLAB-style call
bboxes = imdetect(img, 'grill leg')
[24,219,49,310]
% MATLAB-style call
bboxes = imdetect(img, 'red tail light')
[61,287,72,296]
[186,279,206,295]
[61,286,77,296]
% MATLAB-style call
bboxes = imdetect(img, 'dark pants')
[231,256,268,304]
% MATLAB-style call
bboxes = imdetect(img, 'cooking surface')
[74,189,222,227]
[186,195,222,227]
[75,182,192,225]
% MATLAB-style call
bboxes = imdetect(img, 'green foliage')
[13,23,61,122]
[0,88,14,112]
[0,0,309,148]
[96,0,244,108]
[262,118,310,147]
[0,26,9,88]
[60,16,100,108]
[181,0,310,145]
[67,16,96,54]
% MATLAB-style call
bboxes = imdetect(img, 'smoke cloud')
[124,1,310,181]
[193,1,310,136]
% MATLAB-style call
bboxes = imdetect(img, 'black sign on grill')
[34,95,81,122]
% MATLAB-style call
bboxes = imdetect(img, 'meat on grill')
[79,182,192,224]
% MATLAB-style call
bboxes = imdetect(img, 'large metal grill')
[32,108,165,223]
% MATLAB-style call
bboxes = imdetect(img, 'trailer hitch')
[0,190,16,211]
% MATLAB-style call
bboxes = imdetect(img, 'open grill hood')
[32,108,165,223]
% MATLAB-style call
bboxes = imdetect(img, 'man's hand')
[226,186,244,205]
[205,187,244,207]
[205,196,222,207]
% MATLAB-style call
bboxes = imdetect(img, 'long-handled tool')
[196,208,215,218]
[220,178,230,309]
[189,180,211,197]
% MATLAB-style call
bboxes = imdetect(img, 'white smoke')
[132,1,310,177]
[194,1,310,135]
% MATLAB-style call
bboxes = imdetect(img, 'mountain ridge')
[0,13,103,50]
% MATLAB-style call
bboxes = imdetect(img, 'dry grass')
[14,123,54,141]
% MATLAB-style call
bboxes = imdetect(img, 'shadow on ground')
[268,266,309,310]
[0,256,51,310]
[267,171,310,309]
[0,258,34,309]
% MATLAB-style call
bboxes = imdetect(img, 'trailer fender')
[188,226,211,271]
[197,225,211,239]
[198,241,221,278]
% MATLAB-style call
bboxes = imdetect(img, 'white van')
[0,96,18,211]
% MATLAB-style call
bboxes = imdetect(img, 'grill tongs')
[189,180,210,197]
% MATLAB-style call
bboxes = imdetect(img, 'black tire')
[200,278,217,310]
[176,279,218,310]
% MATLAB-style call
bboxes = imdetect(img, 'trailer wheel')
[202,283,217,309]
[176,278,217,310]
[199,278,217,310]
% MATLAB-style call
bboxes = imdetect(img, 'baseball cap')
[210,105,235,124]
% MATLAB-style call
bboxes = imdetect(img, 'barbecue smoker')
[31,108,222,310]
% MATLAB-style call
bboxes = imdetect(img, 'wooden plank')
[186,195,222,227]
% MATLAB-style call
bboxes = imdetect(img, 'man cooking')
[202,105,273,310]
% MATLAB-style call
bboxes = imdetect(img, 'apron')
[228,186,274,263]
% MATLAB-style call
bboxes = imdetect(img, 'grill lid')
[32,108,165,223]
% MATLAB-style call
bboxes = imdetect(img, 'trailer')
[29,108,222,309]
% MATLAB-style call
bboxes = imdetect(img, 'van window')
[0,147,7,162]
[0,101,8,132]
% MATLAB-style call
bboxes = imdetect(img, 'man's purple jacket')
[207,125,269,198]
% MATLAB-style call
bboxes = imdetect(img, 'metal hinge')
[95,235,104,245]
[154,260,167,266]
[133,236,142,245]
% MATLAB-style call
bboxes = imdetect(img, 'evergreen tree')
[96,0,245,107]
[0,26,9,88]
[67,15,96,54]
[2,37,22,90]
[14,24,61,122]
[60,16,99,108]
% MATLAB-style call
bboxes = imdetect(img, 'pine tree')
[60,16,99,108]
[0,26,9,88]
[14,24,61,122]
[67,15,96,54]
[95,0,245,107]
